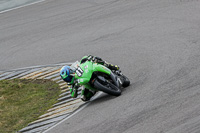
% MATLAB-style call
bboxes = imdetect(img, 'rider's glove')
[70,84,78,98]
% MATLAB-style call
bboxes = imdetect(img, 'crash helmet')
[60,66,74,83]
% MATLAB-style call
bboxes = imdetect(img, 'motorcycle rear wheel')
[93,80,121,96]
[122,75,130,87]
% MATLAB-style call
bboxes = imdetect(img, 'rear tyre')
[122,75,130,87]
[93,80,121,96]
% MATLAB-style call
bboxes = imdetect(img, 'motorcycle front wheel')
[93,79,121,96]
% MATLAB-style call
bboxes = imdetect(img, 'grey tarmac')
[1,0,200,133]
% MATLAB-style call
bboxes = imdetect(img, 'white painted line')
[0,0,46,14]
[42,92,103,133]
[0,62,73,72]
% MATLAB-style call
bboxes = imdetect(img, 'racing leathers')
[69,55,119,101]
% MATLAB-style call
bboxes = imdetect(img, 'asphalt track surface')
[1,0,200,133]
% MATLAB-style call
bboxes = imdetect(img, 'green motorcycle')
[71,60,130,96]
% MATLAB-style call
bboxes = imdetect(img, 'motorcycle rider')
[60,55,120,101]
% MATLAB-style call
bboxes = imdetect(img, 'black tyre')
[122,75,130,87]
[93,80,121,96]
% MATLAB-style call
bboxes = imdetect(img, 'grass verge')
[0,79,61,133]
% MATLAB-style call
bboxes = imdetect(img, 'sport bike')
[71,60,130,96]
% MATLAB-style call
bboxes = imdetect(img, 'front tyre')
[93,80,121,96]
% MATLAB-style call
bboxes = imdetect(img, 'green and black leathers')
[70,55,120,101]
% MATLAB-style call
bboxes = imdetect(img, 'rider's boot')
[92,56,119,70]
[104,61,120,71]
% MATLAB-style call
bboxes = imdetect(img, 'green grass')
[0,79,61,133]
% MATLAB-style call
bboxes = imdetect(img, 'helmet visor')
[61,68,74,79]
